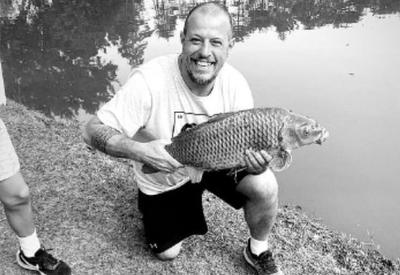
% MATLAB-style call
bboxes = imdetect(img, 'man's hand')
[244,149,272,175]
[138,139,183,173]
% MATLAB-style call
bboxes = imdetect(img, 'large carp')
[165,107,329,172]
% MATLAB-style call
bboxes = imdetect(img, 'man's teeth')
[195,60,212,67]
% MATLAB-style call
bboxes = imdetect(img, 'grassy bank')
[0,100,399,275]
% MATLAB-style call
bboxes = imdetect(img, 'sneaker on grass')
[16,248,71,275]
[243,239,284,275]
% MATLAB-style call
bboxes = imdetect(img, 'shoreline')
[1,100,399,274]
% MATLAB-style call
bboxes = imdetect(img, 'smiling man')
[178,4,233,94]
[84,3,283,275]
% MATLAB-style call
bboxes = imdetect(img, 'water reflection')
[0,0,152,118]
[0,0,399,118]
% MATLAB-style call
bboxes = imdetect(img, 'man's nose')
[198,42,211,57]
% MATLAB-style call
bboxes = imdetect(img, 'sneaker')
[16,248,71,275]
[243,239,283,275]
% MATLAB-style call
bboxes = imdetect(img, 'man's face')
[180,10,233,88]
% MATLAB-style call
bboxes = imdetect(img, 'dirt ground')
[0,101,398,274]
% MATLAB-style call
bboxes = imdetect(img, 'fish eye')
[303,128,310,136]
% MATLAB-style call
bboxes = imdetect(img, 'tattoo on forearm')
[91,126,120,153]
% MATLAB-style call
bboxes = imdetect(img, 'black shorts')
[137,170,248,253]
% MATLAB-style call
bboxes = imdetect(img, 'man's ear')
[229,37,235,49]
[180,32,185,44]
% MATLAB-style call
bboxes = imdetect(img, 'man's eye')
[191,38,201,44]
[211,41,222,46]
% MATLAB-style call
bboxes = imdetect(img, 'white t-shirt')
[98,54,254,195]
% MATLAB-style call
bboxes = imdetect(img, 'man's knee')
[155,242,182,261]
[5,186,30,208]
[238,169,278,202]
[0,174,31,208]
[15,184,30,203]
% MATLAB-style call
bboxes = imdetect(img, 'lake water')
[1,0,399,259]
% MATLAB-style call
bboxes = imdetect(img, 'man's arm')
[84,116,182,173]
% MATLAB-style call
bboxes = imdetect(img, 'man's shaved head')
[183,2,233,38]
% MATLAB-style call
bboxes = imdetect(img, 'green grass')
[0,100,399,274]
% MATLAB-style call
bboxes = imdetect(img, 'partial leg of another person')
[0,119,71,275]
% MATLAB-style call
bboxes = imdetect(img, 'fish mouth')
[316,128,329,145]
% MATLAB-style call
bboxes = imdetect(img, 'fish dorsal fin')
[181,111,235,133]
[269,149,292,172]
[206,111,235,124]
[171,111,235,139]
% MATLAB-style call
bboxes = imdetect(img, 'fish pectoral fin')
[269,150,292,172]
[185,166,204,183]
[227,167,246,176]
[227,167,247,183]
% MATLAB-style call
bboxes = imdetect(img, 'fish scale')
[165,107,328,172]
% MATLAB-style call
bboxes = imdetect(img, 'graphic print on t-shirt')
[171,111,210,137]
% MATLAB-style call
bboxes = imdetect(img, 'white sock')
[250,237,269,256]
[17,230,41,257]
